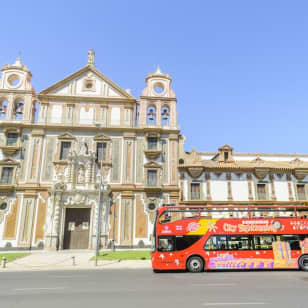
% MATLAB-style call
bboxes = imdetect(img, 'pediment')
[144,161,161,168]
[58,132,75,140]
[39,65,135,99]
[94,133,110,141]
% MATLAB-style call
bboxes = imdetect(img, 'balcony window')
[257,183,267,200]
[147,170,157,186]
[96,142,107,161]
[297,184,306,200]
[60,141,71,160]
[0,167,13,184]
[148,137,157,150]
[191,183,201,200]
[7,133,18,146]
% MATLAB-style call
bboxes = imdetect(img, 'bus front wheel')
[187,256,204,273]
[298,255,308,271]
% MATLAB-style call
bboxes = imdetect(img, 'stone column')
[269,174,277,201]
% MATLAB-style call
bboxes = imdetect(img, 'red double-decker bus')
[151,205,308,273]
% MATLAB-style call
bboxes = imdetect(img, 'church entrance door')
[63,208,91,249]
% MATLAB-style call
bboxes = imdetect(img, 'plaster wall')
[231,180,249,201]
[210,180,228,201]
[275,181,290,201]
[51,105,62,123]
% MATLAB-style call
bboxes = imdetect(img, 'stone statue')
[77,166,85,184]
[88,49,95,66]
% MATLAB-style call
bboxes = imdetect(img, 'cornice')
[0,89,34,95]
[139,96,177,102]
[0,122,180,134]
[38,94,136,104]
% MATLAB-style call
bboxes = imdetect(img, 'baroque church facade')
[0,51,308,250]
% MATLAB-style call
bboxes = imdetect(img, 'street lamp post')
[94,170,103,267]
[94,159,111,266]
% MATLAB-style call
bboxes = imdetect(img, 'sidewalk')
[0,250,151,272]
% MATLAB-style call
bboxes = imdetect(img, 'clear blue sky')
[2,1,308,154]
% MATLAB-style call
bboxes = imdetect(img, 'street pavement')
[0,269,308,308]
[0,250,151,271]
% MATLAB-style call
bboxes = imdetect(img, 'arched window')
[161,106,170,126]
[147,106,156,125]
[0,99,8,119]
[33,101,40,124]
[14,99,24,120]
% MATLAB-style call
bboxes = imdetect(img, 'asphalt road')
[0,269,308,308]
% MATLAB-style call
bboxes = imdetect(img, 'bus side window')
[280,235,301,250]
[253,235,276,250]
[227,235,251,250]
[204,236,217,250]
[158,237,174,252]
[204,236,227,250]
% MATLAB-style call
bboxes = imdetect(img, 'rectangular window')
[60,141,71,160]
[204,235,228,250]
[253,234,276,250]
[7,133,18,146]
[147,170,157,186]
[158,236,202,252]
[277,235,301,250]
[191,183,200,200]
[96,142,107,161]
[1,167,13,184]
[148,137,157,150]
[227,235,251,250]
[257,183,267,200]
[297,184,306,200]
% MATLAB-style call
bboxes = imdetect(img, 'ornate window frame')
[0,158,19,191]
[55,132,76,162]
[0,128,22,155]
[144,161,162,192]
[93,133,111,165]
[144,132,162,159]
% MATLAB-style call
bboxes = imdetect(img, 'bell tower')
[0,56,36,123]
[138,66,177,129]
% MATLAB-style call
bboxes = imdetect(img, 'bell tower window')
[147,106,156,125]
[14,99,24,120]
[161,106,170,126]
[0,99,8,119]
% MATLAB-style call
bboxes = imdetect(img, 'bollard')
[1,257,6,269]
[72,256,76,266]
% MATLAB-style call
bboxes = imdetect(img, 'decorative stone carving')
[77,165,85,184]
[294,169,308,180]
[187,167,204,178]
[254,168,270,179]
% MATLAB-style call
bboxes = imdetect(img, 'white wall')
[80,107,94,124]
[50,105,62,123]
[110,107,121,125]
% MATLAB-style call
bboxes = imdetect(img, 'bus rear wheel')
[299,255,308,271]
[187,256,204,273]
